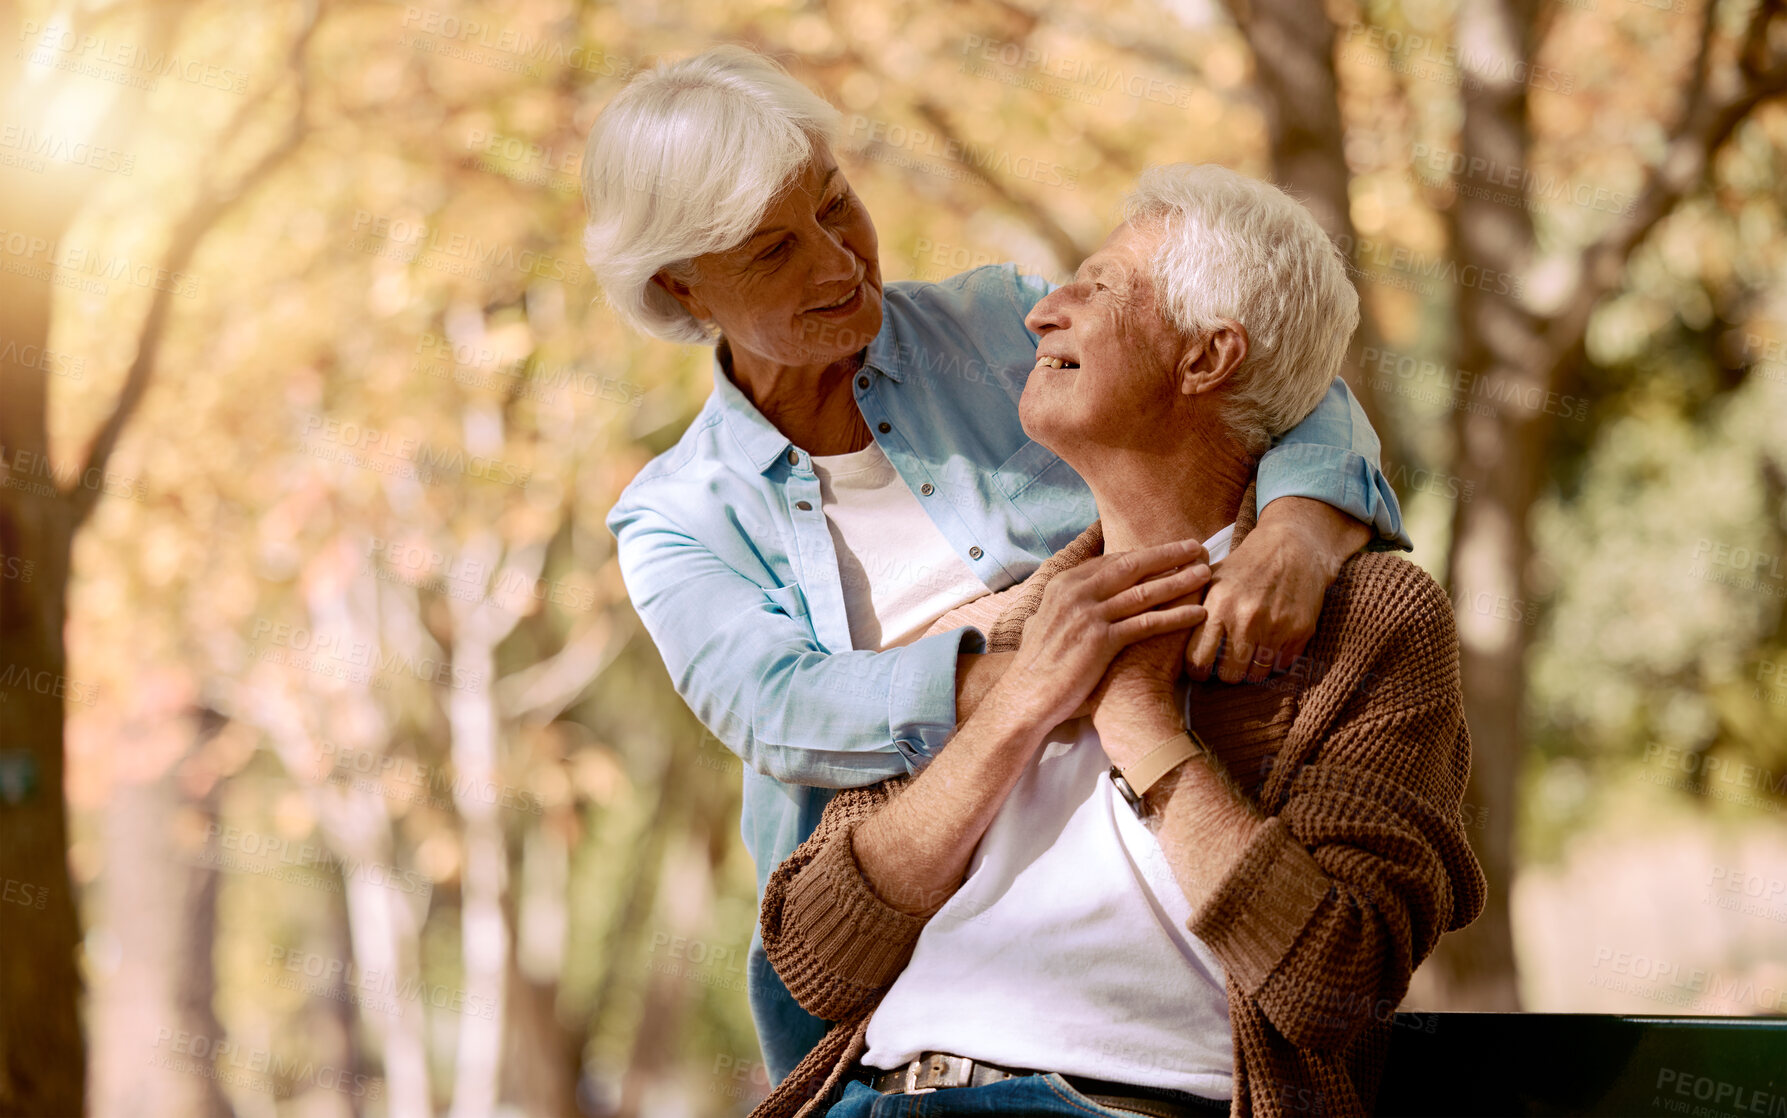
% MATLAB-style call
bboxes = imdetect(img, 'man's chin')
[1016,396,1070,454]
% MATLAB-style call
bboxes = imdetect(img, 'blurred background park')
[1,0,1785,1114]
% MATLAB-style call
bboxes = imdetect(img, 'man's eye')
[823,196,849,220]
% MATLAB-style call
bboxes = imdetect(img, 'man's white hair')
[1125,164,1360,456]
[581,45,842,344]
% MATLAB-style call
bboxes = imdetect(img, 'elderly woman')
[585,46,1410,1081]
[752,164,1485,1118]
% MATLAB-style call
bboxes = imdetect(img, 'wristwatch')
[1110,729,1204,818]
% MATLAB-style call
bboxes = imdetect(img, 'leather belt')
[853,1052,1228,1117]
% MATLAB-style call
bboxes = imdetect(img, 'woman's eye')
[824,196,849,220]
[758,240,791,263]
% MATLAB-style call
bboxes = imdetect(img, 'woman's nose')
[811,226,859,284]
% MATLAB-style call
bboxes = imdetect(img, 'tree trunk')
[1223,0,1412,483]
[1428,0,1550,1011]
[0,321,85,1116]
[86,714,232,1118]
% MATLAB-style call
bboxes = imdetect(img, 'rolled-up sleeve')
[609,494,973,788]
[759,778,931,1021]
[1257,379,1410,550]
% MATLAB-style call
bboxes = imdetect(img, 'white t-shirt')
[809,441,991,651]
[860,524,1239,1099]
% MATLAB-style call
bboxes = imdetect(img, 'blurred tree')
[0,3,315,1111]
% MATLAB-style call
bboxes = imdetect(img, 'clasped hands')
[1009,526,1334,775]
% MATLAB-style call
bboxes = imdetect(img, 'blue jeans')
[825,1073,1181,1116]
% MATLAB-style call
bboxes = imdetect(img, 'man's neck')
[1089,433,1256,554]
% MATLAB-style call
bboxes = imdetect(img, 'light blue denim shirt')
[605,265,1407,1082]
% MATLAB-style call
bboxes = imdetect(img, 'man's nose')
[1024,287,1069,335]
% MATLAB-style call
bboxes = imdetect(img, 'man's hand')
[1089,630,1190,772]
[1186,496,1370,684]
[1008,537,1212,729]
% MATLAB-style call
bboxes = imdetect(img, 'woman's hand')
[1186,497,1370,684]
[999,537,1211,730]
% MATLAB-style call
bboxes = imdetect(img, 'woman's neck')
[722,339,871,455]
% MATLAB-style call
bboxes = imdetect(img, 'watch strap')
[1121,730,1202,797]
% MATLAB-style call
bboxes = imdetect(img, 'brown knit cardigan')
[752,501,1487,1118]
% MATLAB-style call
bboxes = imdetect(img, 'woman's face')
[657,149,883,374]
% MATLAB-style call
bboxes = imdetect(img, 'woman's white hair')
[581,45,842,344]
[1124,164,1360,456]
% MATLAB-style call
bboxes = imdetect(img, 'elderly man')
[751,164,1487,1118]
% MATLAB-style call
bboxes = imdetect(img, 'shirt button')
[920,483,934,496]
[857,375,870,389]
[786,448,798,466]
[795,500,812,511]
[877,422,891,434]
[969,546,983,560]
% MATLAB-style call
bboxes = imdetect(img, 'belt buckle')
[904,1052,971,1093]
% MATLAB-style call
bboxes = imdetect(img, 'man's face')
[1019,221,1189,457]
[664,147,884,370]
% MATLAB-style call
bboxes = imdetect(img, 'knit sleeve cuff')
[777,822,934,992]
[1187,815,1332,993]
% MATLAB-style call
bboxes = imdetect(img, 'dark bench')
[1376,1014,1786,1116]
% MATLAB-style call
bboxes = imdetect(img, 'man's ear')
[1176,319,1249,396]
[650,269,710,323]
